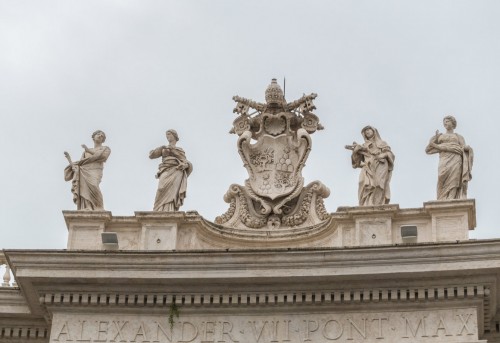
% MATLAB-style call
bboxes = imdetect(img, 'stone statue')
[425,115,473,200]
[149,129,193,211]
[346,126,395,206]
[64,130,111,210]
[215,79,330,230]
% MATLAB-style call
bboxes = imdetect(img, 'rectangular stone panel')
[50,307,483,343]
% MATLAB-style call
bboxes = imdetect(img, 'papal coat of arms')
[216,79,330,230]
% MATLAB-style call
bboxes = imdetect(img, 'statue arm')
[346,143,366,168]
[425,132,441,154]
[149,146,164,159]
[457,134,472,152]
[85,147,111,163]
[378,146,395,165]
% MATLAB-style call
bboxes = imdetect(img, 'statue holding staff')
[64,130,111,210]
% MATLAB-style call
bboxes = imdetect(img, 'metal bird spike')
[283,77,286,99]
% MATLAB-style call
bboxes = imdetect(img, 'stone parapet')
[63,200,476,251]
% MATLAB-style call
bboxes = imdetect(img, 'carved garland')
[316,196,329,220]
[214,198,236,224]
[282,189,314,227]
[238,193,267,228]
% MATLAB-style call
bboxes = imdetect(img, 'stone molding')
[0,326,49,342]
[39,285,491,338]
[5,239,500,341]
[40,284,488,309]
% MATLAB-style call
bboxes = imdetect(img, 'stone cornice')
[0,289,30,315]
[6,239,500,278]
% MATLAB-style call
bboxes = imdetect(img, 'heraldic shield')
[238,129,311,201]
[215,79,330,230]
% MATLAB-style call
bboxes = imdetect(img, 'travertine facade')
[0,82,493,343]
[3,236,500,342]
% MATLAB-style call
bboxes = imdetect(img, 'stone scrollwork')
[216,79,330,230]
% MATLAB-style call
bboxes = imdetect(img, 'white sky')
[1,1,499,249]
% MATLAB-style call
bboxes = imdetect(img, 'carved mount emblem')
[217,79,330,230]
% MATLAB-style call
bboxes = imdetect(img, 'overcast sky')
[1,1,499,249]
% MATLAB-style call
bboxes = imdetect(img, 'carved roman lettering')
[76,321,91,342]
[131,322,149,343]
[153,321,171,343]
[402,316,428,338]
[322,320,343,340]
[283,320,291,342]
[178,322,198,343]
[249,321,267,343]
[303,320,319,342]
[432,316,452,337]
[269,321,279,343]
[372,317,388,339]
[346,318,366,340]
[456,313,475,336]
[111,321,129,343]
[201,322,216,343]
[218,321,238,343]
[54,321,73,341]
[94,321,109,343]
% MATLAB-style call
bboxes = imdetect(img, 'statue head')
[166,129,179,142]
[265,79,285,107]
[361,126,376,140]
[443,115,457,129]
[92,130,106,143]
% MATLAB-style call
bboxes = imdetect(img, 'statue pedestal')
[63,200,476,251]
[333,199,475,247]
[64,211,112,250]
[424,199,476,242]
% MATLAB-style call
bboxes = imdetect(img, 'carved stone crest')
[217,79,330,230]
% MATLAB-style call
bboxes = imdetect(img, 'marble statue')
[149,129,193,211]
[64,130,111,210]
[215,79,330,230]
[346,126,395,206]
[425,115,473,200]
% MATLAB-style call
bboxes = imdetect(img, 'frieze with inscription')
[51,308,482,343]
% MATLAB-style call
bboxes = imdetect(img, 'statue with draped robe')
[149,129,193,211]
[346,126,395,206]
[64,130,111,210]
[425,115,473,200]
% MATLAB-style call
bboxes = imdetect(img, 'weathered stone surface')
[149,129,193,212]
[63,130,111,211]
[63,200,475,250]
[50,308,484,343]
[346,126,395,206]
[216,79,329,231]
[6,240,500,342]
[425,115,473,201]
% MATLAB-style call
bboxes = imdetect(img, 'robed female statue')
[347,126,395,206]
[425,115,473,200]
[149,129,193,211]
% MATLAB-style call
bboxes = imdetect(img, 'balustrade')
[0,251,15,287]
